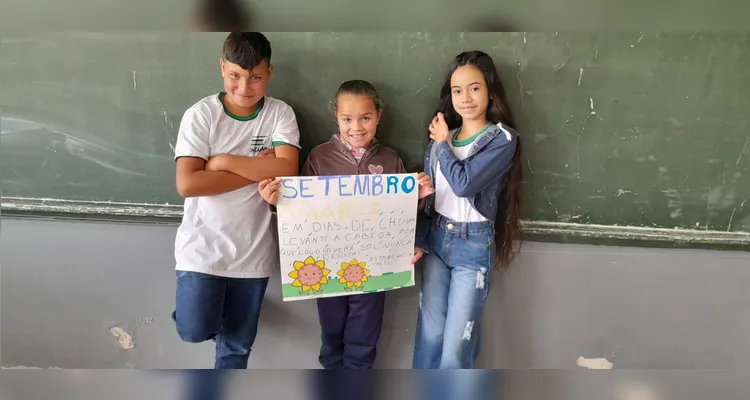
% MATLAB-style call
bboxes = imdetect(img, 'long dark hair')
[436,50,524,268]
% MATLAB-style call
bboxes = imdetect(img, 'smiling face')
[335,93,382,148]
[337,258,370,289]
[220,58,273,115]
[289,256,330,293]
[450,65,489,123]
[343,264,365,283]
[298,264,324,286]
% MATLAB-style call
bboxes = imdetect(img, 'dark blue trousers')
[317,291,386,369]
[172,271,269,369]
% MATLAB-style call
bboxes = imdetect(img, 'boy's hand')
[411,247,425,264]
[428,112,450,143]
[205,149,275,172]
[416,172,435,199]
[259,178,281,205]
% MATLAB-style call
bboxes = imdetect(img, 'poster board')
[275,173,419,301]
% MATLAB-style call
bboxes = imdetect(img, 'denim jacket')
[415,122,519,251]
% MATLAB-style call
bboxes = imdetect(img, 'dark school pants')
[316,291,386,369]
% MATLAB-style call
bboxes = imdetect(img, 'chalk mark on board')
[554,44,572,71]
[159,108,175,131]
[616,189,633,196]
[413,83,429,96]
[577,68,584,87]
[527,157,534,174]
[727,208,737,231]
[704,185,713,231]
[63,137,147,176]
[2,116,167,179]
[593,35,599,61]
[543,186,559,218]
[736,137,749,165]
[630,32,646,48]
[413,80,431,96]
[398,76,432,99]
[516,63,524,111]
[553,116,572,136]
[575,135,582,183]
[575,95,596,183]
[740,196,750,212]
[132,71,137,91]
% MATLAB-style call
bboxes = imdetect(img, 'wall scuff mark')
[110,326,136,350]
[577,356,613,369]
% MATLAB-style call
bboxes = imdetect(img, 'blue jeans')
[413,214,495,369]
[180,370,228,400]
[418,370,499,400]
[172,271,269,369]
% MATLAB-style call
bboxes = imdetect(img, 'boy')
[172,32,300,369]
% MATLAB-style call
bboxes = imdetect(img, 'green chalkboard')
[1,33,749,242]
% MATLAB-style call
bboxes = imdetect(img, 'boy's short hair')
[222,32,271,70]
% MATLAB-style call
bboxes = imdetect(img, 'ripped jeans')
[413,214,495,369]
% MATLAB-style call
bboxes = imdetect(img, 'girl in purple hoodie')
[258,79,433,369]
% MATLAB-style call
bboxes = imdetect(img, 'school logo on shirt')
[368,164,384,174]
[250,135,267,155]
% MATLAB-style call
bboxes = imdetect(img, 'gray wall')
[2,217,749,369]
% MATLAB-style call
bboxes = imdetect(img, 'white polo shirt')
[173,93,300,278]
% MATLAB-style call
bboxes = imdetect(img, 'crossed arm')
[175,145,299,198]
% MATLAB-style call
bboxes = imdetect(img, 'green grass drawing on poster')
[282,271,413,299]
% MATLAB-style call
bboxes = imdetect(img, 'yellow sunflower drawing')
[337,258,370,290]
[289,256,330,293]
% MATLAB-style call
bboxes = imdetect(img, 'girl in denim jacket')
[413,50,525,369]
